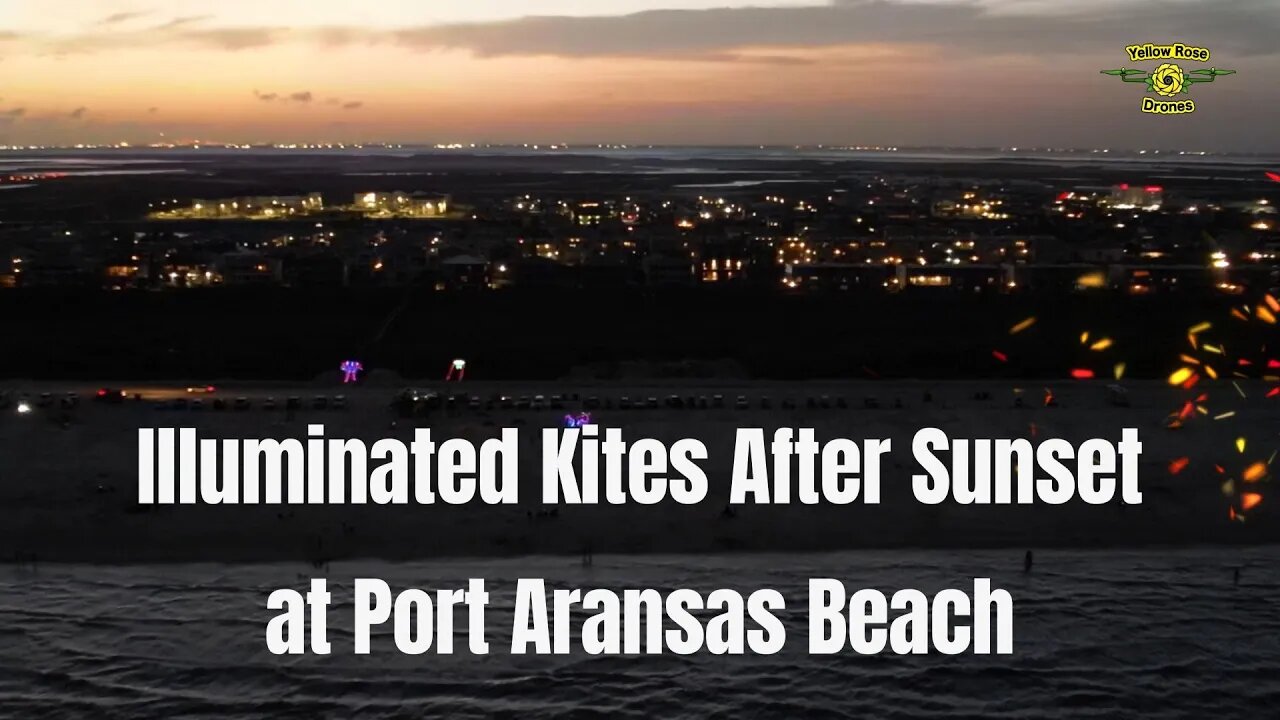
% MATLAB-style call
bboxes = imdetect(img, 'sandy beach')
[1,379,1275,563]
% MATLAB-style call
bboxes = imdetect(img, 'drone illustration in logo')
[1101,65,1235,95]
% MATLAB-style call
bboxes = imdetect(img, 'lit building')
[355,192,449,217]
[1109,184,1163,209]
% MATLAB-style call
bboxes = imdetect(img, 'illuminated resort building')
[157,194,324,219]
[355,192,450,218]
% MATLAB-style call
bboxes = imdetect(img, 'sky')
[0,0,1276,150]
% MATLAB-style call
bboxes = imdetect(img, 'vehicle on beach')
[186,385,217,394]
[234,397,251,411]
[38,392,54,408]
[736,395,749,409]
[212,398,227,411]
[532,395,547,410]
[313,396,328,410]
[264,397,277,410]
[0,391,10,410]
[333,396,347,410]
[95,388,125,404]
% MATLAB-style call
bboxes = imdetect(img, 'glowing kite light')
[1168,457,1190,475]
[1114,362,1127,380]
[445,358,467,381]
[992,350,1008,363]
[1009,317,1037,335]
[1241,493,1263,511]
[339,359,364,384]
[564,412,592,428]
[1188,321,1212,335]
[1090,338,1113,352]
[1070,368,1095,379]
[1243,462,1268,483]
[1168,367,1194,386]
[16,401,32,415]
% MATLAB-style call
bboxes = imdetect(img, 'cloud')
[2,108,26,118]
[98,11,151,26]
[69,106,89,119]
[341,101,364,110]
[152,16,211,32]
[14,1,1275,63]
[255,90,323,105]
[147,106,159,114]
[378,0,1280,60]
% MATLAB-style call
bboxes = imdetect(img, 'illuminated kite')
[445,358,467,381]
[340,360,364,384]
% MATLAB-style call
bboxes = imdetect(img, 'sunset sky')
[1,0,1276,149]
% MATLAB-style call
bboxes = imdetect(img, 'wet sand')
[1,379,1275,562]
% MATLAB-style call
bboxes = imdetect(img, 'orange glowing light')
[1243,462,1268,483]
[1009,317,1037,334]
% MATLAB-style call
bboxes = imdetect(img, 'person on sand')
[1024,550,1033,573]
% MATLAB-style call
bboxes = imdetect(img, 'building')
[1109,184,1164,209]
[181,194,324,219]
[355,192,450,218]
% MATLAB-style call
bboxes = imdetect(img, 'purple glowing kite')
[340,360,364,384]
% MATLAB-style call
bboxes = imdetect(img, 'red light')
[1070,368,1095,379]
[97,389,107,396]
[206,385,216,392]
[1056,191,1071,202]
[1118,183,1129,190]
[992,350,1008,363]
[1266,172,1280,183]
[1144,186,1163,192]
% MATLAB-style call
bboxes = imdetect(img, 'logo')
[1101,43,1234,115]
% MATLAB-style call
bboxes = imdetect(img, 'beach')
[2,379,1275,563]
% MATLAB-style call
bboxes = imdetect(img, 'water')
[2,547,1276,718]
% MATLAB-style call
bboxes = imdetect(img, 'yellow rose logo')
[1149,63,1185,96]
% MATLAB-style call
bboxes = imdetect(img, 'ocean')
[3,547,1275,718]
